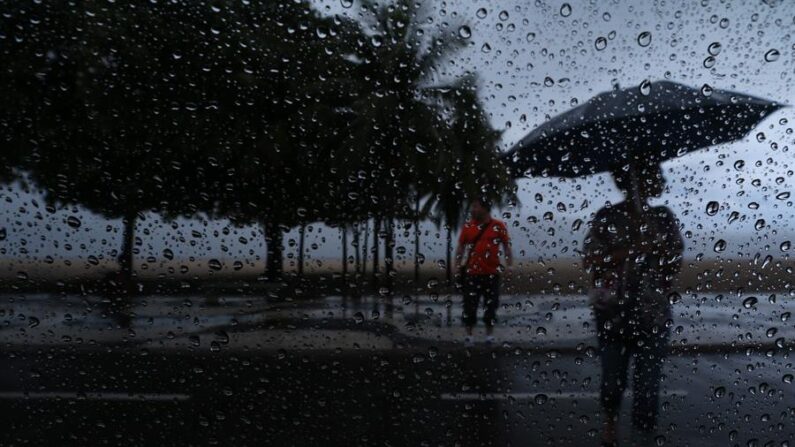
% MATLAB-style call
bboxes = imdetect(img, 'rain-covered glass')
[1,1,792,445]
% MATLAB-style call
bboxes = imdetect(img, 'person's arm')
[502,224,513,267]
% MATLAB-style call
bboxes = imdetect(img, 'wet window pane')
[0,1,792,445]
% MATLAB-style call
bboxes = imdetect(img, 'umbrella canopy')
[504,80,783,178]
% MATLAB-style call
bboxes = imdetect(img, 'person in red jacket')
[455,198,513,344]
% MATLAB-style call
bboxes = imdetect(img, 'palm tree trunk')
[384,217,394,289]
[414,198,420,283]
[298,223,306,277]
[361,220,369,277]
[446,225,453,285]
[118,212,136,287]
[372,218,381,282]
[263,220,283,281]
[341,225,348,280]
[353,223,361,275]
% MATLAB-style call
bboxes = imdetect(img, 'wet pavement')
[2,292,795,446]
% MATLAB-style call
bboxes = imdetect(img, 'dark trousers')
[462,274,499,327]
[599,332,668,432]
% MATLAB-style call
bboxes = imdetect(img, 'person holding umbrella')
[584,161,683,445]
[503,80,782,445]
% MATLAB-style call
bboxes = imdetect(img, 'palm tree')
[342,0,474,287]
[425,76,515,283]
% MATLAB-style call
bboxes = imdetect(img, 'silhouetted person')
[583,162,683,446]
[455,198,513,345]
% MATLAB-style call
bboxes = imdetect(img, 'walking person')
[583,162,684,446]
[455,197,512,346]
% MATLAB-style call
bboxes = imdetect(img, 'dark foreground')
[1,294,794,446]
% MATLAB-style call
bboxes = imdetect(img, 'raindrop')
[163,248,174,260]
[498,10,509,21]
[458,26,471,39]
[781,312,791,322]
[481,43,491,53]
[353,312,364,324]
[766,327,778,338]
[733,160,745,170]
[755,219,765,230]
[594,37,607,51]
[526,32,536,42]
[0,228,5,241]
[637,31,652,47]
[534,394,548,405]
[764,49,780,62]
[28,317,40,328]
[713,239,727,252]
[742,296,758,309]
[340,0,353,7]
[784,374,794,384]
[476,8,488,19]
[707,42,722,56]
[719,18,730,28]
[714,386,726,398]
[701,84,713,97]
[639,79,652,96]
[703,56,716,68]
[705,201,719,216]
[781,241,791,251]
[776,191,790,200]
[66,216,82,228]
[560,3,572,17]
[208,259,222,271]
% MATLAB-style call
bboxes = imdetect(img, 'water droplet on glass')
[780,241,791,251]
[784,374,794,384]
[560,3,572,17]
[594,37,607,51]
[639,79,651,96]
[713,239,727,252]
[755,219,765,230]
[526,32,536,42]
[66,216,82,228]
[476,8,488,19]
[340,0,353,8]
[637,31,652,47]
[534,394,548,405]
[705,201,719,216]
[701,84,713,97]
[742,296,758,309]
[481,43,491,53]
[498,10,509,21]
[703,56,716,68]
[719,18,730,28]
[764,49,780,62]
[208,259,222,271]
[458,25,471,39]
[707,42,722,56]
[714,386,726,398]
[766,327,778,338]
[776,191,790,200]
[733,160,745,170]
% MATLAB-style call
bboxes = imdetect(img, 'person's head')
[611,162,666,200]
[469,197,493,221]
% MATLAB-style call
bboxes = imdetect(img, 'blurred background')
[1,1,794,446]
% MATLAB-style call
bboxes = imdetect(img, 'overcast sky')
[1,0,793,273]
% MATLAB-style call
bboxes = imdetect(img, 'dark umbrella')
[504,80,784,178]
